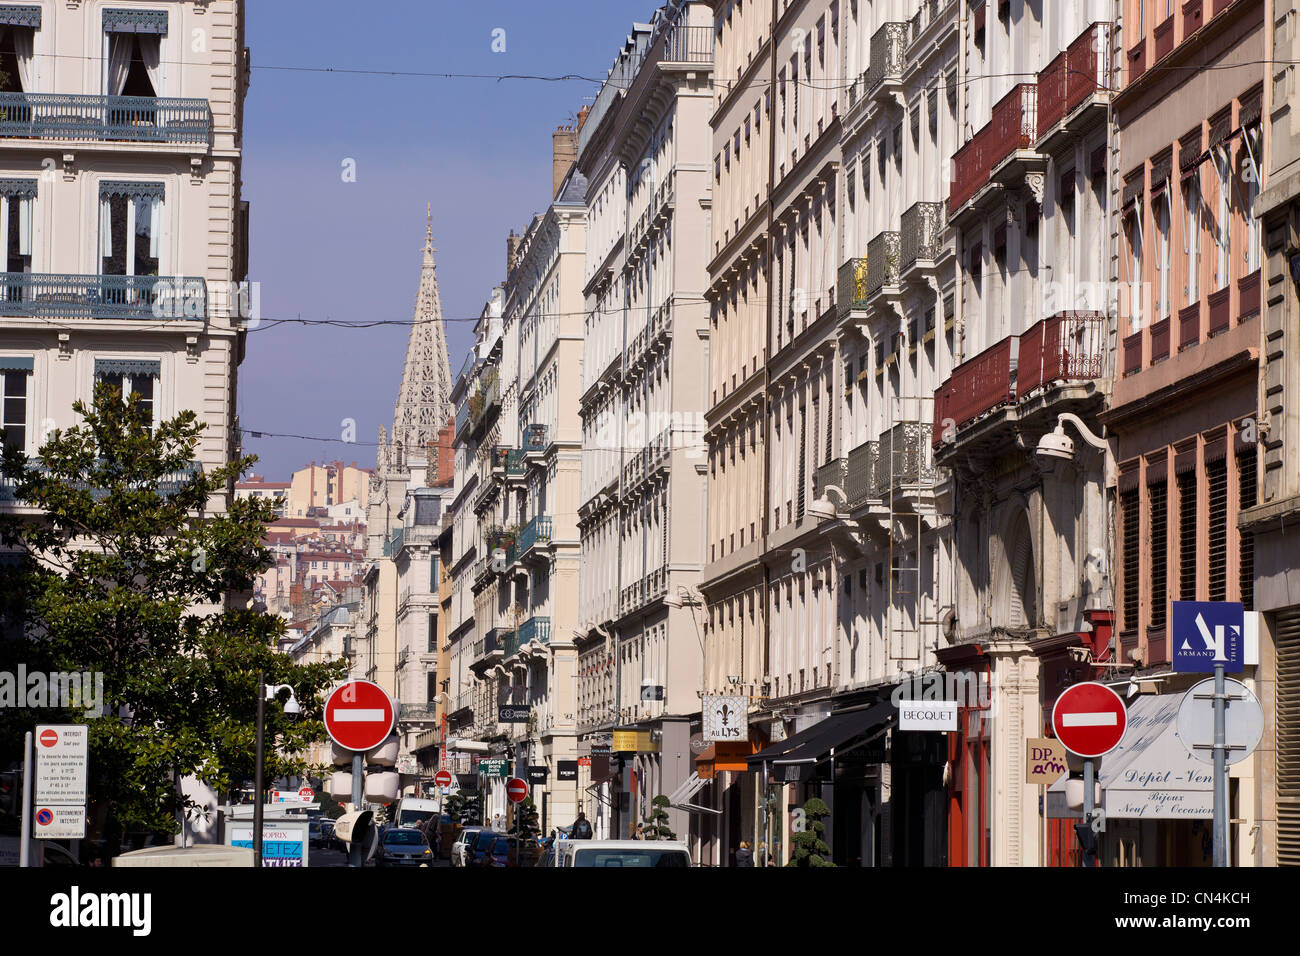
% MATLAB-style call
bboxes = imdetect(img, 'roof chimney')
[553,123,579,199]
[506,230,522,277]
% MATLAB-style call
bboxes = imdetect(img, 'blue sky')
[238,0,654,478]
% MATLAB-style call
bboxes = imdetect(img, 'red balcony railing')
[932,337,1017,447]
[1037,50,1069,134]
[989,83,1037,166]
[1067,23,1111,112]
[1238,269,1261,318]
[1207,286,1231,336]
[949,126,992,213]
[1016,311,1107,396]
[1150,317,1171,363]
[1179,302,1200,350]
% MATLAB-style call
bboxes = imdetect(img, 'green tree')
[0,385,346,853]
[786,797,834,867]
[642,794,676,841]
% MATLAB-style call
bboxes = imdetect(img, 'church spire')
[383,208,453,478]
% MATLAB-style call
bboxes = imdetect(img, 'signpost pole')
[1082,758,1095,868]
[1213,661,1227,867]
[253,674,264,869]
[349,752,363,868]
[19,731,31,868]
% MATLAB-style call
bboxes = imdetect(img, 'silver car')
[449,827,483,868]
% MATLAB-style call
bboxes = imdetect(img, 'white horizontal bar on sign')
[333,709,386,721]
[1061,712,1117,727]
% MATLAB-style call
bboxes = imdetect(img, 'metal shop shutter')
[1280,608,1300,866]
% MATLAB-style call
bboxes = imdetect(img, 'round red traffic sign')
[434,769,453,789]
[324,680,396,753]
[35,808,53,826]
[1052,681,1128,758]
[506,777,528,803]
[39,729,58,748]
[298,787,315,801]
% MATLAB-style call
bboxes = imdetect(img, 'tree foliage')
[643,794,676,841]
[0,385,346,847]
[786,797,834,867]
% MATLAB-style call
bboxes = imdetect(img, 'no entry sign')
[434,769,453,788]
[506,777,528,803]
[1052,681,1127,759]
[324,681,396,753]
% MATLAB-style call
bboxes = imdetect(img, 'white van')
[393,797,441,831]
[556,840,692,868]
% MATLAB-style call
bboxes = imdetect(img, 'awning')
[696,735,767,780]
[748,701,895,774]
[1046,694,1211,820]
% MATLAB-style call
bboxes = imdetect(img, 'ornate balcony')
[0,459,202,503]
[932,338,1017,448]
[523,423,550,453]
[866,231,901,300]
[837,258,869,316]
[865,23,908,102]
[874,422,935,498]
[519,514,553,558]
[471,628,504,672]
[813,457,847,500]
[0,92,211,146]
[900,202,944,276]
[0,273,207,321]
[949,84,1039,216]
[1038,23,1112,145]
[844,440,881,508]
[1015,311,1107,396]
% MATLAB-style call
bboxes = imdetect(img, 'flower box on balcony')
[1206,286,1231,336]
[1238,268,1261,318]
[1153,16,1175,62]
[1179,302,1200,350]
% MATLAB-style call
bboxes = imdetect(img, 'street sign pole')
[1082,758,1094,867]
[349,752,363,868]
[254,673,264,869]
[1213,661,1227,867]
[19,731,31,868]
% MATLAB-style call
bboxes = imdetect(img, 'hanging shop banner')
[702,696,749,742]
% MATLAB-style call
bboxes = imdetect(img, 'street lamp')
[254,675,300,868]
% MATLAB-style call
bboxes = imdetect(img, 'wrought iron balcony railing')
[523,423,550,452]
[932,338,1018,447]
[0,92,212,145]
[900,202,944,273]
[519,514,552,555]
[874,422,935,497]
[1016,311,1108,396]
[844,440,881,507]
[813,457,847,500]
[1038,23,1112,138]
[0,459,203,502]
[0,273,207,321]
[662,24,714,64]
[866,23,908,97]
[866,232,901,299]
[837,258,869,316]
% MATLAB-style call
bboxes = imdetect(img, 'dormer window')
[104,8,167,98]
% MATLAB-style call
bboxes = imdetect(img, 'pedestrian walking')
[735,841,754,867]
[570,811,593,840]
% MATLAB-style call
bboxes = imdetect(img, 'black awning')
[748,701,895,770]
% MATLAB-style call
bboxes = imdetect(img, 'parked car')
[375,827,433,867]
[449,827,483,868]
[556,840,692,868]
[319,819,336,848]
[466,828,500,868]
[308,819,326,848]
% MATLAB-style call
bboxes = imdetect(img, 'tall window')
[1155,192,1171,319]
[1121,487,1140,631]
[1214,150,1231,291]
[1183,175,1200,304]
[1207,455,1228,602]
[0,358,32,452]
[1242,125,1262,273]
[0,180,34,276]
[94,358,159,432]
[103,10,167,98]
[0,17,36,95]
[99,182,163,277]
[1127,210,1143,330]
[1178,468,1197,601]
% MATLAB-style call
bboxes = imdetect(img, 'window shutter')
[1206,457,1228,602]
[1238,448,1256,611]
[1149,474,1168,631]
[1278,608,1300,866]
[1178,470,1197,601]
[1121,489,1140,631]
